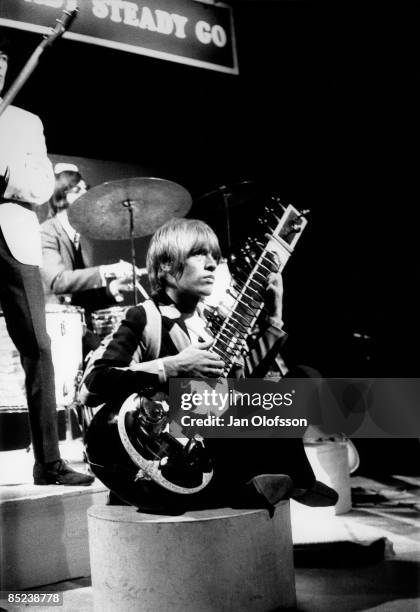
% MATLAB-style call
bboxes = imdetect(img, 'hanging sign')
[0,0,238,74]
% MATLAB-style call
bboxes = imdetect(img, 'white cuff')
[109,279,123,302]
[157,358,166,383]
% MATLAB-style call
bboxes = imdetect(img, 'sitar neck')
[209,201,309,376]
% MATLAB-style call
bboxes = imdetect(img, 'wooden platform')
[0,441,108,590]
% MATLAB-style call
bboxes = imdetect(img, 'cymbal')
[68,177,192,240]
[195,180,262,209]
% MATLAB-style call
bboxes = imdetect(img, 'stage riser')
[1,489,108,590]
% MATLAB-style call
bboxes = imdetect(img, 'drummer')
[40,163,136,354]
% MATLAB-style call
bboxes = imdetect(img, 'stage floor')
[1,443,419,611]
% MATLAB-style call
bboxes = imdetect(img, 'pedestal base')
[88,502,296,612]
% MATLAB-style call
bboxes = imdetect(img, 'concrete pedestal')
[88,502,295,612]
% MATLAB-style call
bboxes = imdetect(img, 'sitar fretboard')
[208,201,309,377]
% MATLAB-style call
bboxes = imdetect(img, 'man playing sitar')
[81,217,337,513]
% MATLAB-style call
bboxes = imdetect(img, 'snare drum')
[91,306,127,340]
[0,305,84,411]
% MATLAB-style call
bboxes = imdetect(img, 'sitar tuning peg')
[298,208,310,218]
[271,196,287,213]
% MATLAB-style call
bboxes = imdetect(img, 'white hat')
[54,162,79,174]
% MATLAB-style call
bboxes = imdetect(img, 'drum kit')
[0,304,85,412]
[0,176,256,424]
[0,177,189,421]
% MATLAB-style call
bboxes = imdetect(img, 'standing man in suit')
[0,34,93,485]
[40,163,138,352]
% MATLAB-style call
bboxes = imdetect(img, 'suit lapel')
[54,216,94,269]
[53,216,75,266]
[158,300,192,353]
[168,321,191,353]
[79,235,94,267]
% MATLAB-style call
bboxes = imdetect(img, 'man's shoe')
[106,490,130,506]
[291,480,338,507]
[251,474,294,505]
[33,459,95,486]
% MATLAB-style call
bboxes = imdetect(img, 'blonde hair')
[147,218,221,293]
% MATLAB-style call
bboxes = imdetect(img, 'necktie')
[73,233,85,268]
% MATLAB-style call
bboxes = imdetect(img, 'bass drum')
[0,305,84,411]
[45,304,85,406]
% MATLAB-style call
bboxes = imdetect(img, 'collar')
[153,291,211,344]
[155,291,207,321]
[153,290,181,320]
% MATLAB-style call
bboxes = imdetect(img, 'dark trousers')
[0,229,60,463]
[105,438,316,513]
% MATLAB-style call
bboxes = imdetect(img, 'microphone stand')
[0,8,79,118]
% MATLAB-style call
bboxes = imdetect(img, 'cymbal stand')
[219,186,232,253]
[122,199,138,305]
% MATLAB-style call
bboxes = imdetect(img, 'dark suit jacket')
[82,291,286,406]
[40,215,114,313]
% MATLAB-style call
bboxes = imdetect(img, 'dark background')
[2,0,418,379]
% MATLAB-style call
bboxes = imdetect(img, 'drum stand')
[57,400,88,465]
[64,367,86,442]
[64,403,79,442]
[58,370,85,465]
[25,374,83,458]
[121,198,151,305]
[121,198,138,305]
[218,185,233,253]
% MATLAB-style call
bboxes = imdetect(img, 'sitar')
[84,199,309,506]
